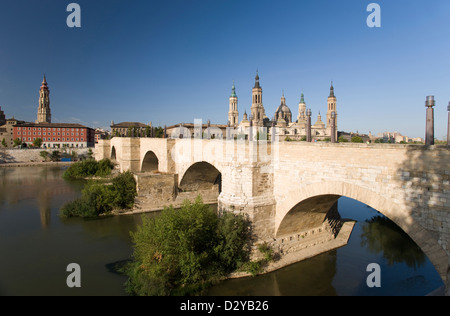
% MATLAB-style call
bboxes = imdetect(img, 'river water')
[0,166,444,296]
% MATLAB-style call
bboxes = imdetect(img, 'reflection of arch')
[276,181,448,284]
[179,162,221,192]
[111,146,116,161]
[141,151,159,172]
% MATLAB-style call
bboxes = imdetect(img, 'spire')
[254,70,261,89]
[41,74,49,90]
[231,80,237,98]
[329,81,335,98]
[300,93,305,103]
[281,91,286,105]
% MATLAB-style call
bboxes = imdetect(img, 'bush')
[112,171,137,209]
[351,136,364,143]
[60,171,136,218]
[123,197,251,296]
[63,158,113,179]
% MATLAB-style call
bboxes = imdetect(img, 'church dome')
[274,93,292,124]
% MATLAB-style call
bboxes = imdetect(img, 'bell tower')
[36,75,51,124]
[228,81,239,127]
[250,70,265,126]
[326,82,337,138]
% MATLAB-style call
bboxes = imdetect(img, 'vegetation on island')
[63,158,114,179]
[60,170,137,218]
[122,197,252,296]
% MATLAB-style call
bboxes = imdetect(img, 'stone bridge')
[96,137,450,291]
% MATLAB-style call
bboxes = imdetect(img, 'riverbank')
[0,161,75,168]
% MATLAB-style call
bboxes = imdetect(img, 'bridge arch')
[275,181,448,284]
[141,151,159,172]
[179,161,222,193]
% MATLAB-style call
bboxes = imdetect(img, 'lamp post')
[425,96,435,145]
[447,102,450,146]
[306,109,312,142]
[331,111,336,143]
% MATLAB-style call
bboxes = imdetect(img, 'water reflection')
[0,166,84,229]
[360,215,426,269]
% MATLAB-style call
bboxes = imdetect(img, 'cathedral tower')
[250,71,265,126]
[297,93,307,128]
[228,81,239,127]
[326,82,337,138]
[36,75,51,124]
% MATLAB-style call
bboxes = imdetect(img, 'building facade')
[1,118,26,147]
[111,121,152,137]
[13,123,95,148]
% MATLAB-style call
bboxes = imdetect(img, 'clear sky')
[0,0,449,139]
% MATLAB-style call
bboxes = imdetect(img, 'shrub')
[60,171,136,218]
[351,136,364,143]
[123,197,251,296]
[112,171,137,209]
[63,158,113,179]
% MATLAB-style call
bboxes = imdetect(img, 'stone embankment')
[0,148,91,165]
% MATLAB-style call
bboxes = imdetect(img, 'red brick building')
[13,123,95,148]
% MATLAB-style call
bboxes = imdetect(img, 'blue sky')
[0,0,449,138]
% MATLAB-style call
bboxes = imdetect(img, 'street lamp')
[306,109,312,142]
[425,96,435,145]
[331,111,336,143]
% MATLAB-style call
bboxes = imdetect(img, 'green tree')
[60,170,136,218]
[40,151,49,161]
[33,138,43,148]
[50,150,61,161]
[13,138,22,147]
[351,136,364,143]
[338,136,348,143]
[1,138,7,148]
[123,197,251,296]
[111,171,137,209]
[154,126,164,138]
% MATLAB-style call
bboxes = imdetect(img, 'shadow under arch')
[110,146,116,161]
[275,181,448,285]
[141,151,159,172]
[179,161,222,193]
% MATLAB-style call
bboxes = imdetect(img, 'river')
[0,166,444,296]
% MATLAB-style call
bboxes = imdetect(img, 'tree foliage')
[123,197,251,296]
[60,171,136,218]
[63,158,114,179]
